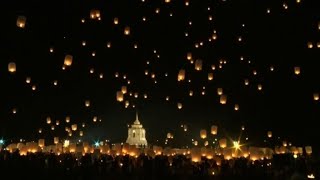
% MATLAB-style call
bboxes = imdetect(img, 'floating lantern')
[178,69,185,81]
[200,129,207,139]
[124,26,130,35]
[244,79,249,86]
[121,86,127,94]
[220,95,227,104]
[211,125,218,135]
[116,91,124,102]
[38,139,45,148]
[54,137,59,144]
[177,102,183,109]
[8,62,16,73]
[307,42,313,49]
[16,16,26,28]
[234,104,240,111]
[208,73,214,81]
[294,66,301,75]
[267,131,272,138]
[187,52,192,60]
[195,59,202,71]
[64,55,73,66]
[258,84,263,91]
[90,9,101,19]
[217,88,223,95]
[191,148,201,162]
[71,124,77,131]
[46,117,51,124]
[219,138,227,148]
[189,90,193,96]
[113,17,119,25]
[305,146,312,155]
[65,116,70,123]
[79,131,83,137]
[313,93,319,101]
[85,100,90,107]
[26,77,31,84]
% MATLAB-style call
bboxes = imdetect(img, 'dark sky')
[0,0,320,149]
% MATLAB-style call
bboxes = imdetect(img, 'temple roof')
[133,112,141,125]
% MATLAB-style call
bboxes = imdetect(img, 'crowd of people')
[0,150,318,180]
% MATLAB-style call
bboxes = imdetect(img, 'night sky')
[1,0,320,149]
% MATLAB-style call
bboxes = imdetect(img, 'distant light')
[94,141,100,147]
[233,141,240,150]
[0,139,4,145]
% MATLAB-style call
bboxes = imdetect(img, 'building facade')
[126,113,147,147]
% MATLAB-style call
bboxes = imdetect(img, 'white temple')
[126,113,148,147]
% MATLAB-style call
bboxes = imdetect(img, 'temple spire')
[134,111,140,124]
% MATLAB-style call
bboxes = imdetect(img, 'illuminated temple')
[126,113,148,147]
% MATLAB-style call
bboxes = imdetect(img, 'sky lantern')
[305,146,312,155]
[71,124,77,131]
[65,116,70,123]
[124,26,131,35]
[55,120,60,126]
[54,137,59,144]
[195,59,202,71]
[8,62,16,73]
[178,69,185,81]
[187,52,192,60]
[219,138,227,148]
[294,66,301,75]
[116,91,124,102]
[257,84,263,91]
[267,131,272,138]
[16,16,26,28]
[234,104,240,111]
[313,93,319,101]
[165,0,171,3]
[38,139,45,148]
[167,133,173,139]
[113,17,119,25]
[189,90,193,96]
[220,95,227,104]
[208,73,214,81]
[85,100,90,107]
[217,88,223,95]
[79,131,83,137]
[26,77,31,84]
[211,125,218,135]
[64,55,73,66]
[177,102,183,109]
[307,42,313,49]
[46,117,51,124]
[90,9,101,19]
[200,129,207,139]
[191,148,201,162]
[244,79,249,86]
[121,86,127,94]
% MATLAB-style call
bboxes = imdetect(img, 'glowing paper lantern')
[79,131,83,137]
[65,116,70,123]
[187,52,192,60]
[113,17,119,25]
[26,77,31,84]
[219,138,227,148]
[220,95,227,105]
[217,88,223,95]
[124,26,131,35]
[211,125,218,135]
[64,55,73,66]
[121,86,127,94]
[16,16,26,28]
[189,90,193,96]
[313,93,319,101]
[267,131,272,138]
[257,84,263,91]
[195,59,202,71]
[178,69,186,81]
[38,139,45,148]
[200,129,207,139]
[85,100,90,107]
[307,42,313,49]
[191,147,201,162]
[294,67,301,75]
[116,91,124,102]
[90,9,101,19]
[234,104,240,111]
[244,79,249,86]
[208,73,214,81]
[8,62,16,73]
[305,146,312,155]
[54,137,59,144]
[177,102,183,109]
[46,117,51,124]
[71,124,77,131]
